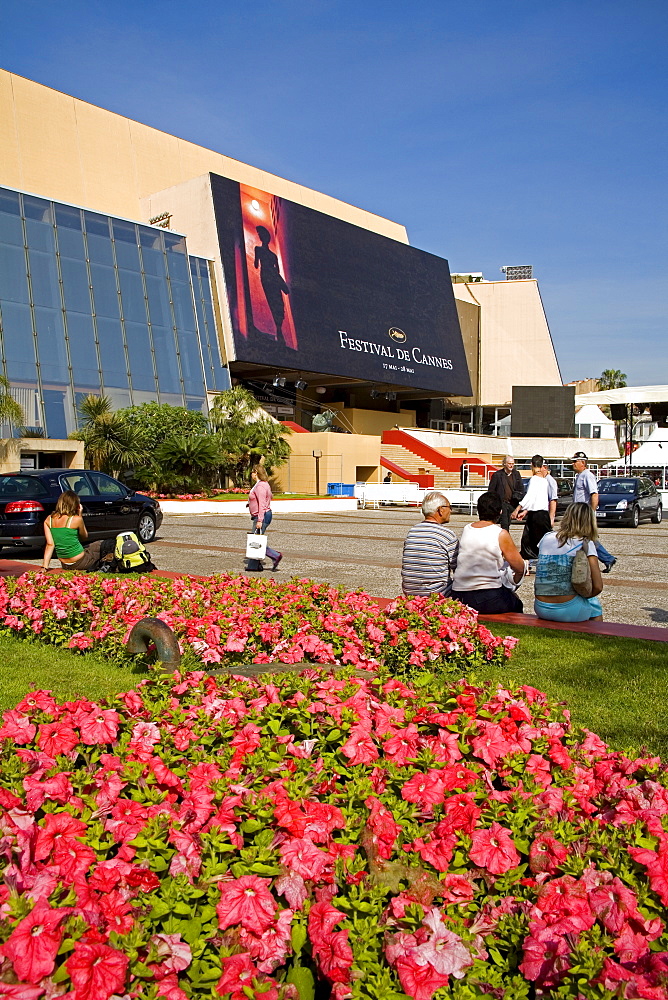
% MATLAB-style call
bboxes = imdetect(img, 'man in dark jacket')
[488,455,525,530]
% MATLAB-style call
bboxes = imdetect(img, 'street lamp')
[312,450,323,496]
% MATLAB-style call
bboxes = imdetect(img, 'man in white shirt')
[572,451,616,572]
[513,455,554,560]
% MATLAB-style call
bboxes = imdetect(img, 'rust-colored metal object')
[126,618,181,671]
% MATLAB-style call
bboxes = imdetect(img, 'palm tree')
[598,369,627,390]
[70,394,144,475]
[210,386,291,486]
[154,434,222,492]
[0,374,25,435]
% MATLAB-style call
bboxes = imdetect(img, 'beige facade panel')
[1,70,408,243]
[274,432,381,494]
[452,280,562,407]
[328,406,416,435]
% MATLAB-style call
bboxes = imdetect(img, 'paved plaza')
[10,507,667,630]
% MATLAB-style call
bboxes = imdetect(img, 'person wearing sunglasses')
[401,491,459,597]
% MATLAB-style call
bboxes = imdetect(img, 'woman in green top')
[42,490,104,571]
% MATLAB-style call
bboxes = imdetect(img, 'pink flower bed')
[0,574,514,675]
[1,666,668,999]
[144,489,247,500]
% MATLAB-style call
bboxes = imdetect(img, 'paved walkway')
[4,508,667,630]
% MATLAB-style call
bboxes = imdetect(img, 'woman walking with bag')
[246,466,282,572]
[534,502,603,622]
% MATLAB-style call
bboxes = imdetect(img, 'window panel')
[118,269,147,322]
[66,313,100,379]
[176,330,205,395]
[60,257,92,313]
[125,321,156,391]
[145,274,172,327]
[84,212,113,264]
[90,264,120,318]
[55,204,82,230]
[34,307,69,382]
[164,233,189,281]
[139,228,166,276]
[1,301,36,371]
[0,190,21,216]
[0,211,24,246]
[112,219,140,270]
[25,219,55,253]
[151,325,181,394]
[28,250,60,308]
[171,280,197,331]
[57,225,85,259]
[42,389,68,439]
[22,196,52,223]
[0,244,30,303]
[96,317,127,386]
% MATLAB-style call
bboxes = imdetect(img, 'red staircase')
[381,429,497,487]
[380,456,434,488]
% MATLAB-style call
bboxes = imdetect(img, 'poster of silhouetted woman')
[254,225,290,340]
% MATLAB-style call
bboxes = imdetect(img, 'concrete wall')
[452,280,562,407]
[273,432,381,493]
[329,406,416,435]
[0,71,409,244]
[0,438,84,474]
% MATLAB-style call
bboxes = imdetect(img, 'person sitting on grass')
[534,502,603,622]
[42,490,105,572]
[451,491,526,614]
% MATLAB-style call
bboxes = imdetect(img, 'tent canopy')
[574,385,668,406]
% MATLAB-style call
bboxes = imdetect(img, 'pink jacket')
[248,480,272,519]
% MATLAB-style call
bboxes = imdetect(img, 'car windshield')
[598,479,637,494]
[0,476,49,498]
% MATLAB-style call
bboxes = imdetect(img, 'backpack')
[113,531,155,573]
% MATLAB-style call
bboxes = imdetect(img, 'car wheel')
[137,512,156,543]
[652,504,662,524]
[630,505,640,528]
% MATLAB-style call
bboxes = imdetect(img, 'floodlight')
[295,379,308,390]
[273,376,286,388]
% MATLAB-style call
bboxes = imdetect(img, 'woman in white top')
[451,492,526,614]
[534,503,603,622]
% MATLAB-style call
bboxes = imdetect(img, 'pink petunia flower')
[0,899,65,984]
[65,941,129,1000]
[469,822,520,874]
[217,875,277,935]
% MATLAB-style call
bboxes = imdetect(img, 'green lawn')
[0,627,666,758]
[481,625,668,758]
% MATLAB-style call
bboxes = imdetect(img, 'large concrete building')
[0,69,582,484]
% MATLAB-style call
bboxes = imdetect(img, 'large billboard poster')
[211,173,472,395]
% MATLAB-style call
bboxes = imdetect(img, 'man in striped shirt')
[401,491,459,597]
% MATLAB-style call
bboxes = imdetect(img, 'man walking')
[488,456,525,531]
[401,491,459,597]
[513,454,554,560]
[572,451,616,573]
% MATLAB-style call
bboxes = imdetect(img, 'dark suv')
[0,469,162,553]
[595,477,662,527]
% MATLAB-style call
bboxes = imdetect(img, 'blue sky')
[2,0,666,385]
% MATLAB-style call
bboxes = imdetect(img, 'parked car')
[0,469,163,553]
[553,477,574,517]
[595,476,662,527]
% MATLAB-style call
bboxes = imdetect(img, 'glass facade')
[0,187,230,437]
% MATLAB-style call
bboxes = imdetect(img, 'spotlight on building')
[369,389,380,399]
[273,376,287,388]
[295,379,308,390]
[315,386,327,395]
[385,391,397,401]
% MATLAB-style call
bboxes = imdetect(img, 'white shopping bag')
[245,533,268,560]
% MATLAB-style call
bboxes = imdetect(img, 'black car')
[553,477,574,517]
[595,477,662,527]
[0,469,163,553]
